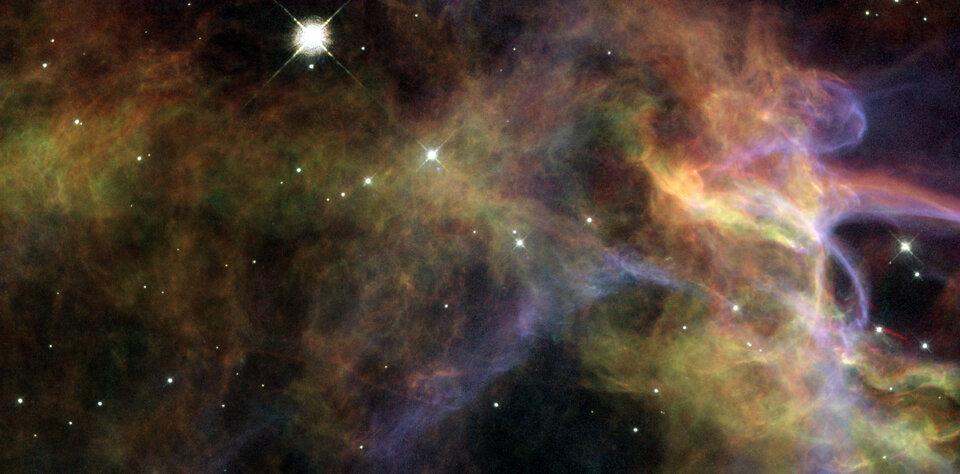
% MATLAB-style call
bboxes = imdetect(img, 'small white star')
[914,271,921,278]
[921,342,929,350]
[97,401,103,407]
[42,63,48,68]
[586,217,593,223]
[137,156,142,161]
[426,149,439,161]
[900,241,911,253]
[876,326,883,334]
[632,427,638,433]
[167,377,174,384]
[515,238,525,248]
[364,177,372,185]
[17,398,23,404]
[493,402,499,408]
[296,167,302,173]
[653,388,659,394]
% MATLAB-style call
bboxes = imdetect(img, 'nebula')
[3,0,960,472]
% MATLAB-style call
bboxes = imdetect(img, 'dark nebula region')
[3,0,960,472]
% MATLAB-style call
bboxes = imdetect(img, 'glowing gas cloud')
[5,0,960,471]
[343,2,960,471]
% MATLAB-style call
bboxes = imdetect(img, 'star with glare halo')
[296,22,328,53]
